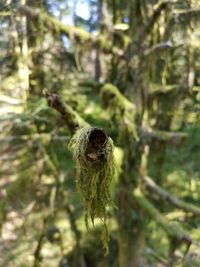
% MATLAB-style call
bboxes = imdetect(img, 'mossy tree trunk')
[94,0,103,81]
[19,0,29,107]
[103,1,179,265]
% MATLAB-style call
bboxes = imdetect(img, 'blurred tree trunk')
[26,0,48,95]
[110,1,180,265]
[94,0,103,81]
[19,0,29,106]
[116,140,146,267]
[114,2,147,266]
[9,0,29,105]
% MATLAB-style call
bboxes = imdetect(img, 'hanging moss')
[69,127,115,253]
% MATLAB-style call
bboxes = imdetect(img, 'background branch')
[133,187,193,245]
[143,176,200,216]
[44,90,88,135]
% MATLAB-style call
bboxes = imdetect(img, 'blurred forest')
[0,0,200,266]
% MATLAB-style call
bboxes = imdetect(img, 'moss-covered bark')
[143,175,200,216]
[44,90,88,135]
[147,87,186,183]
[100,83,145,267]
[133,187,192,244]
[18,5,113,53]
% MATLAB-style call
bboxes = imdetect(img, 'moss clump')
[69,127,115,253]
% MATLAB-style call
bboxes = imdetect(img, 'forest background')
[0,0,200,267]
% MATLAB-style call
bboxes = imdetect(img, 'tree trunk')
[94,0,103,81]
[19,0,29,107]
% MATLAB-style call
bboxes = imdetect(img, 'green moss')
[100,83,133,111]
[133,188,190,240]
[69,127,115,253]
[37,11,92,43]
[100,83,138,145]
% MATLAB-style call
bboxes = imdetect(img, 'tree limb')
[100,83,187,144]
[144,41,172,56]
[143,176,200,216]
[145,247,168,266]
[173,8,200,19]
[18,5,113,53]
[133,187,193,245]
[33,217,47,267]
[0,95,22,105]
[139,128,187,144]
[44,90,88,135]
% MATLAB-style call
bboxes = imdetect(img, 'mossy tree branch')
[143,176,200,216]
[100,83,187,144]
[44,87,193,258]
[172,8,200,23]
[100,83,137,145]
[133,187,193,245]
[149,84,188,99]
[18,5,113,53]
[145,247,168,266]
[44,90,88,135]
[139,128,187,144]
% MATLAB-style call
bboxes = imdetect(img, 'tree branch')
[145,247,168,266]
[133,187,193,245]
[139,128,187,144]
[33,217,47,267]
[44,90,88,135]
[18,5,113,53]
[100,83,187,144]
[143,176,200,216]
[173,8,200,20]
[144,41,172,56]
